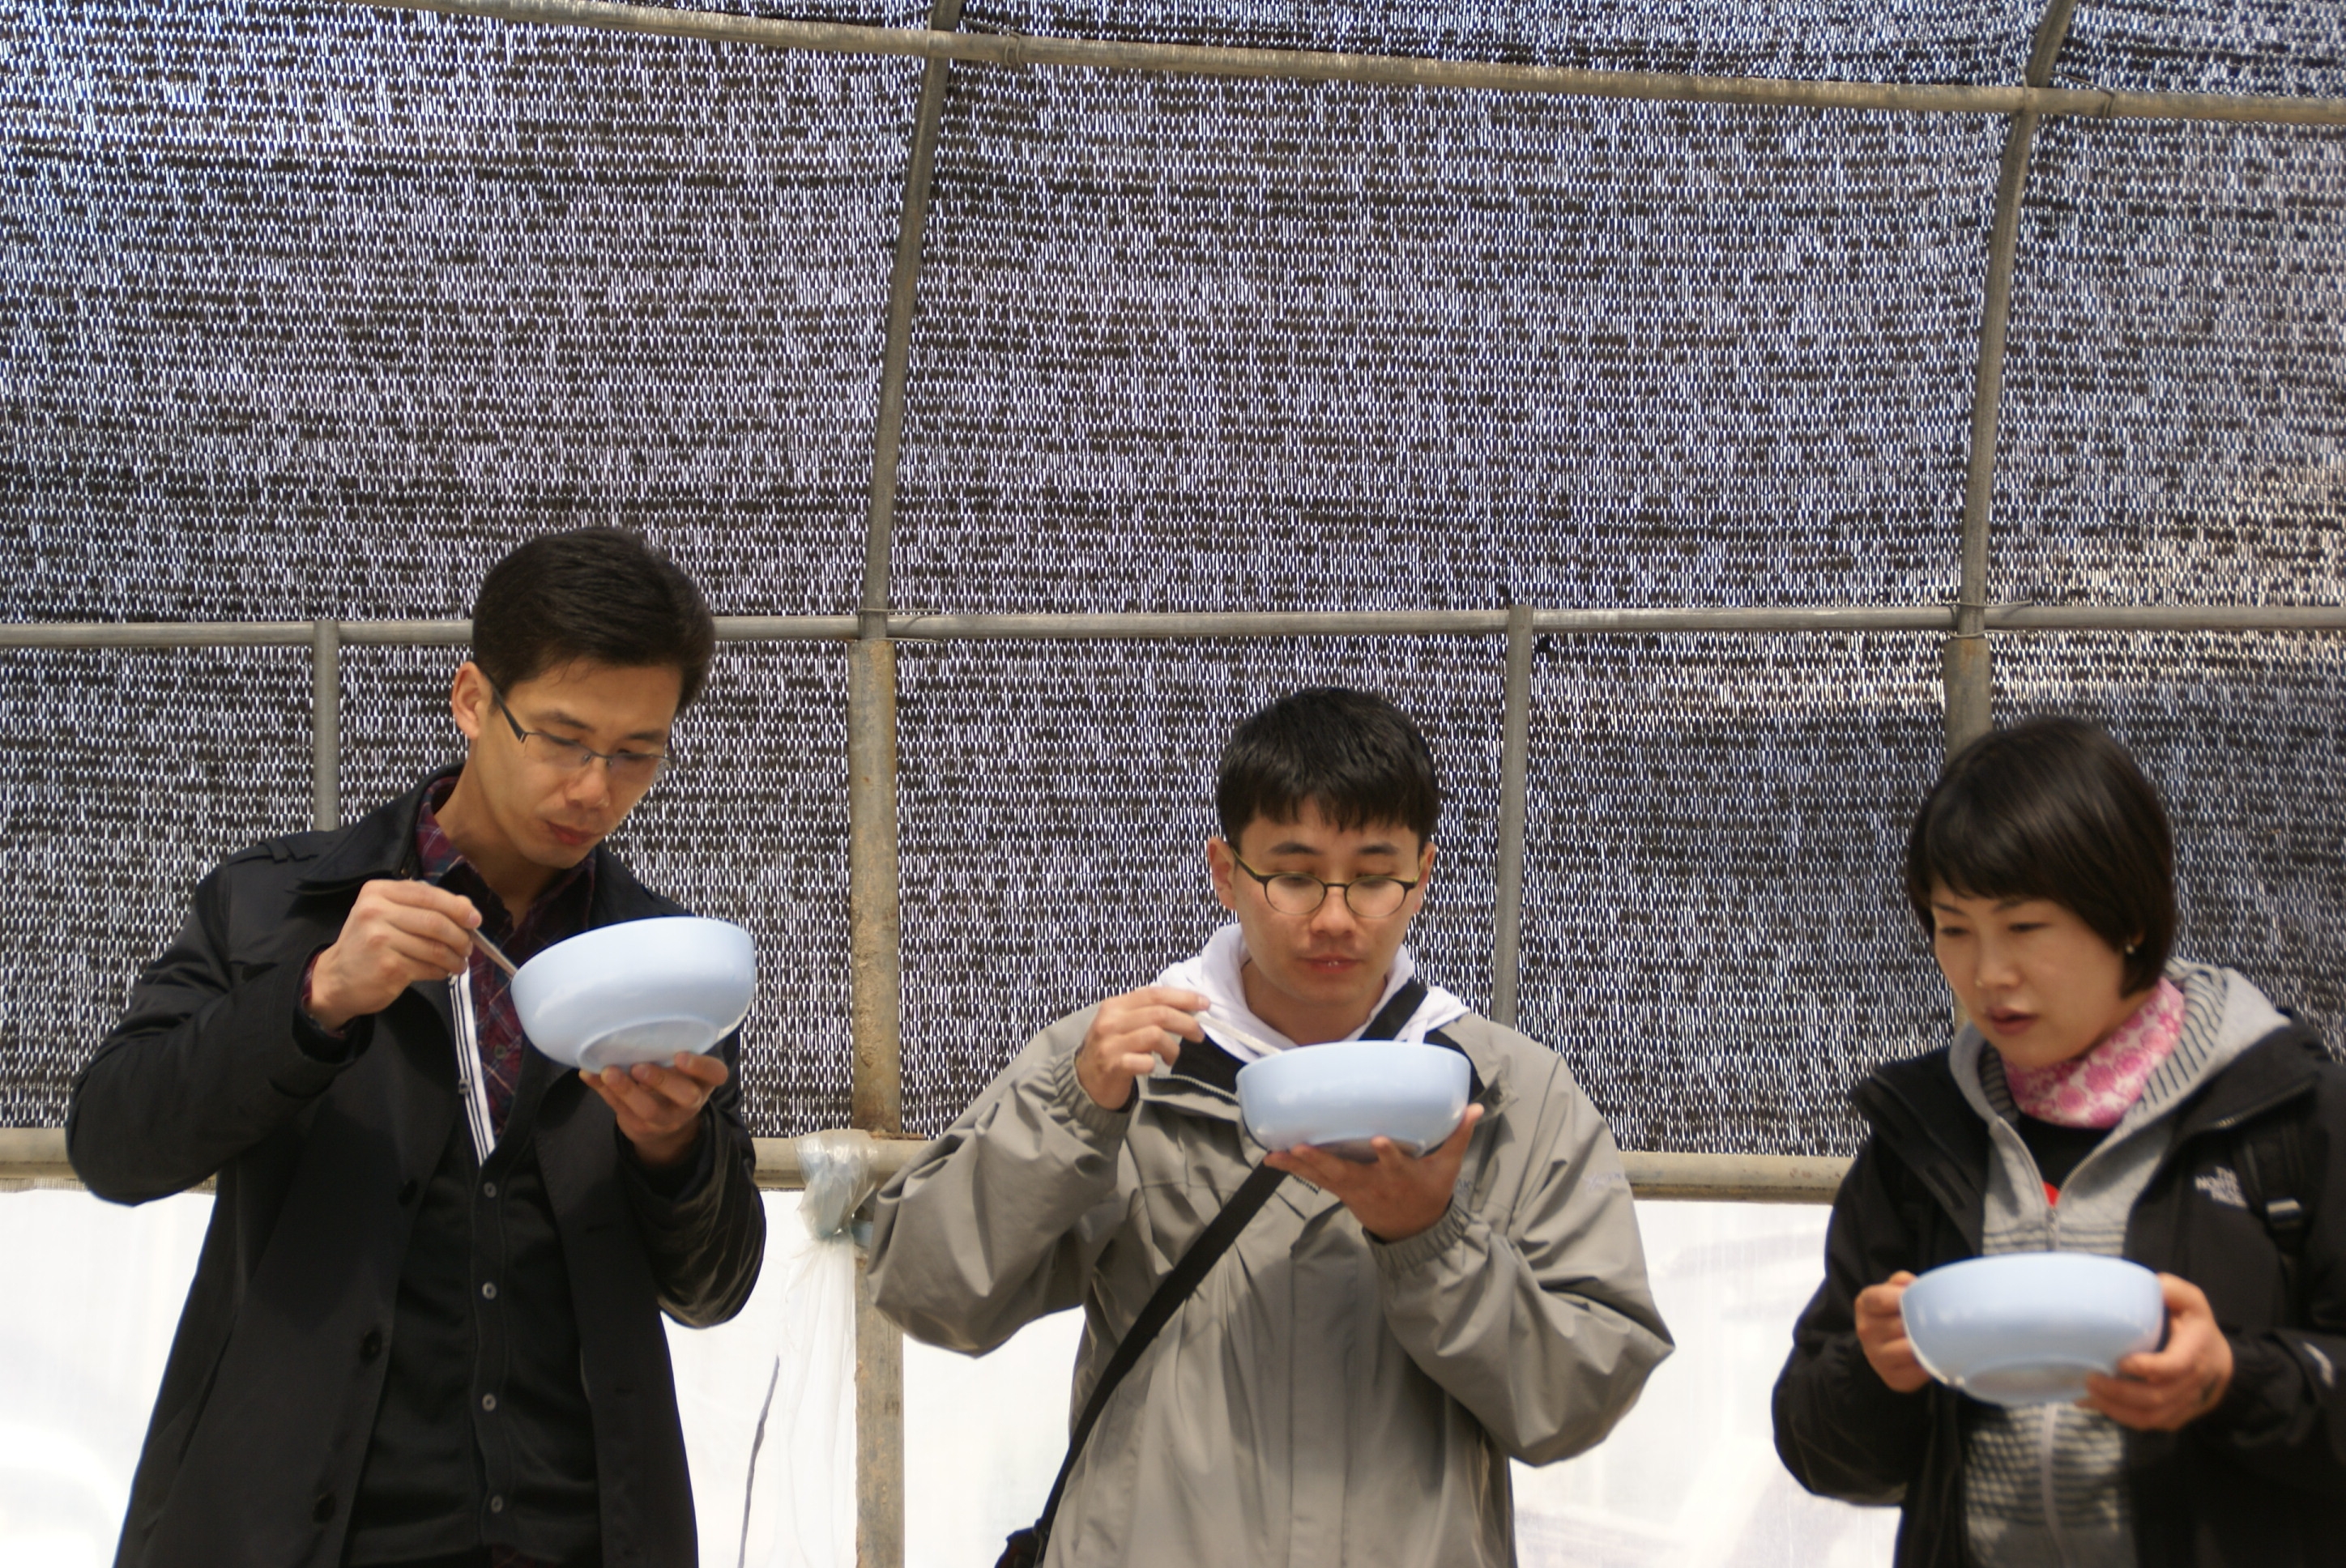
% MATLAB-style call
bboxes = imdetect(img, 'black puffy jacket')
[1772,1027,2346,1568]
[66,769,766,1568]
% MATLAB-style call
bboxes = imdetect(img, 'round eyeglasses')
[1228,852,1418,919]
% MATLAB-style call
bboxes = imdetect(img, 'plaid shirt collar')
[414,773,596,952]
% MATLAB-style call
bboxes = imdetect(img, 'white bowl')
[1900,1252,2165,1407]
[511,916,756,1072]
[1235,1040,1471,1161]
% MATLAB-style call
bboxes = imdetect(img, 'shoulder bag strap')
[1026,1159,1288,1554]
[1012,978,1431,1560]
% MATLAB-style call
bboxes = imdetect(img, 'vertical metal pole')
[1946,118,2028,756]
[848,641,903,1138]
[852,1240,905,1568]
[310,620,340,831]
[851,10,958,1564]
[862,0,964,613]
[1489,605,1535,1029]
[1947,0,2082,757]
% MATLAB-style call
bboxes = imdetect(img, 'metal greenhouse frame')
[6,0,2344,1558]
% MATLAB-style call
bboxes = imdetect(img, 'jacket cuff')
[620,1108,720,1216]
[2202,1332,2301,1442]
[1831,1330,1934,1418]
[1046,1044,1132,1146]
[292,951,375,1066]
[247,954,365,1093]
[1370,1193,1473,1278]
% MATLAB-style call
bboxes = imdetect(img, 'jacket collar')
[297,765,458,892]
[1853,1048,1992,1254]
[296,763,672,926]
[1853,1021,2325,1251]
[2165,1023,2327,1143]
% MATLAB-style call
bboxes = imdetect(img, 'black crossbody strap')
[1012,980,1434,1560]
[1030,1160,1288,1551]
[1363,977,1428,1042]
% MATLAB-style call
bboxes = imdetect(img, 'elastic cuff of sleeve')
[292,1008,371,1067]
[2203,1333,2287,1436]
[290,947,370,1066]
[1371,1195,1472,1278]
[621,1112,719,1208]
[1047,1046,1132,1143]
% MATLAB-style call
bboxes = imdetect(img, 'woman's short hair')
[1217,688,1440,847]
[1903,717,2175,992]
[472,528,716,710]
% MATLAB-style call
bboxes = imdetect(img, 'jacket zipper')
[2038,1405,2072,1567]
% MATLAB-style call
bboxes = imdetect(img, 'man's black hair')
[1903,716,2175,993]
[1216,688,1440,847]
[471,528,716,710]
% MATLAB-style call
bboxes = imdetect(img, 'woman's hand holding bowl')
[2081,1272,2233,1430]
[1857,1272,1933,1393]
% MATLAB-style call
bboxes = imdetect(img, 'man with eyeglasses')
[69,529,764,1568]
[870,686,1671,1566]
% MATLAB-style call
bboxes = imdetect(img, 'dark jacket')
[66,770,766,1568]
[1772,1027,2346,1568]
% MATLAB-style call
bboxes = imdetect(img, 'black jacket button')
[397,1179,418,1206]
[312,1493,336,1523]
[359,1330,383,1362]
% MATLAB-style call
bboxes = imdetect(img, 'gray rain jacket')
[868,992,1672,1567]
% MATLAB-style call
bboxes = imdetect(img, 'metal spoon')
[468,927,521,980]
[412,871,521,979]
[1201,1006,1282,1061]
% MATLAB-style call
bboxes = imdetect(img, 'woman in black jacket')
[1772,718,2346,1568]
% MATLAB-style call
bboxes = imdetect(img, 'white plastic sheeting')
[0,1191,1896,1566]
[0,1190,859,1568]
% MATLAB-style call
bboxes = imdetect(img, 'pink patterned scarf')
[2005,977,2186,1128]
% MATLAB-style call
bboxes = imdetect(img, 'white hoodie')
[1150,922,1471,1061]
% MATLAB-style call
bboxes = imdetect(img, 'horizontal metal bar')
[365,0,2346,126]
[1536,607,1950,634]
[0,622,328,649]
[1620,1151,1849,1204]
[0,616,851,649]
[341,620,474,646]
[1984,603,2346,632]
[752,1132,927,1191]
[893,607,1956,638]
[889,610,1515,638]
[2,1127,1844,1202]
[710,616,864,641]
[11,603,2346,653]
[0,1128,74,1187]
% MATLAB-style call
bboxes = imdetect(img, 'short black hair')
[471,528,716,711]
[1216,688,1440,848]
[1903,716,2175,993]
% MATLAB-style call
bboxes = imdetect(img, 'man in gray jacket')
[869,687,1671,1566]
